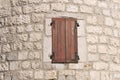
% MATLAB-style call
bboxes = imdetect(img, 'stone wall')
[0,0,120,80]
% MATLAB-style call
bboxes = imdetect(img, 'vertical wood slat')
[52,18,66,63]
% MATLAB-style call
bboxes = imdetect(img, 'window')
[50,17,79,63]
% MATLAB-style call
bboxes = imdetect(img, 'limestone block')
[93,62,108,70]
[98,45,107,54]
[16,26,25,33]
[28,51,41,59]
[84,0,97,5]
[105,17,114,26]
[77,20,85,37]
[88,54,99,61]
[115,20,120,28]
[80,5,93,13]
[23,42,34,50]
[90,71,100,80]
[52,64,65,70]
[102,9,111,16]
[86,26,102,34]
[99,35,108,43]
[32,13,44,23]
[104,27,112,36]
[17,34,28,41]
[73,0,83,4]
[101,71,110,80]
[0,73,3,80]
[100,54,111,62]
[10,61,19,70]
[98,1,108,8]
[34,4,50,12]
[19,71,33,80]
[7,52,18,61]
[12,6,22,15]
[76,71,89,80]
[86,16,97,25]
[2,44,11,53]
[110,38,119,47]
[18,50,28,60]
[51,3,65,11]
[34,42,42,49]
[66,4,79,12]
[29,32,42,41]
[25,24,33,32]
[59,70,75,75]
[110,63,120,71]
[108,46,117,55]
[34,70,44,79]
[28,0,41,4]
[23,5,33,14]
[45,70,57,79]
[78,37,87,62]
[0,0,11,17]
[87,34,98,43]
[21,61,31,69]
[0,62,9,71]
[34,24,43,31]
[31,60,42,69]
[88,45,97,53]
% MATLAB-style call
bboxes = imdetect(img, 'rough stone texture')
[0,0,120,80]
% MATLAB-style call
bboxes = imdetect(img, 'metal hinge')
[75,52,79,61]
[50,52,55,59]
[75,21,79,27]
[50,21,55,26]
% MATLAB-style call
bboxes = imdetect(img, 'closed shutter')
[51,17,79,63]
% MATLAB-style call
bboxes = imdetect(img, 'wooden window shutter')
[50,17,79,63]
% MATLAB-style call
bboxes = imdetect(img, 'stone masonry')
[0,0,120,80]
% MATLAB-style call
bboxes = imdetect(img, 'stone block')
[34,4,50,12]
[104,27,112,36]
[98,1,108,8]
[88,45,97,53]
[98,45,107,54]
[73,0,83,4]
[66,4,78,12]
[18,50,28,60]
[45,70,57,79]
[34,70,44,79]
[2,44,11,53]
[100,54,111,62]
[86,25,102,34]
[21,61,30,69]
[76,71,89,80]
[101,71,110,80]
[110,63,120,72]
[108,46,117,55]
[23,42,34,50]
[110,38,119,47]
[19,71,33,80]
[34,24,44,31]
[105,17,114,26]
[51,3,65,11]
[90,71,100,80]
[32,13,44,23]
[69,63,84,69]
[88,54,99,61]
[102,9,110,16]
[29,32,42,41]
[10,61,19,70]
[84,0,97,5]
[93,62,108,70]
[59,70,75,75]
[17,34,28,41]
[25,24,33,32]
[12,6,22,15]
[0,62,9,71]
[80,5,93,13]
[87,34,98,43]
[28,0,41,4]
[99,35,108,43]
[31,60,42,69]
[16,26,25,33]
[86,15,97,25]
[23,5,33,14]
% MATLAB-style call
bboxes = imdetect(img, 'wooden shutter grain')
[52,18,66,63]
